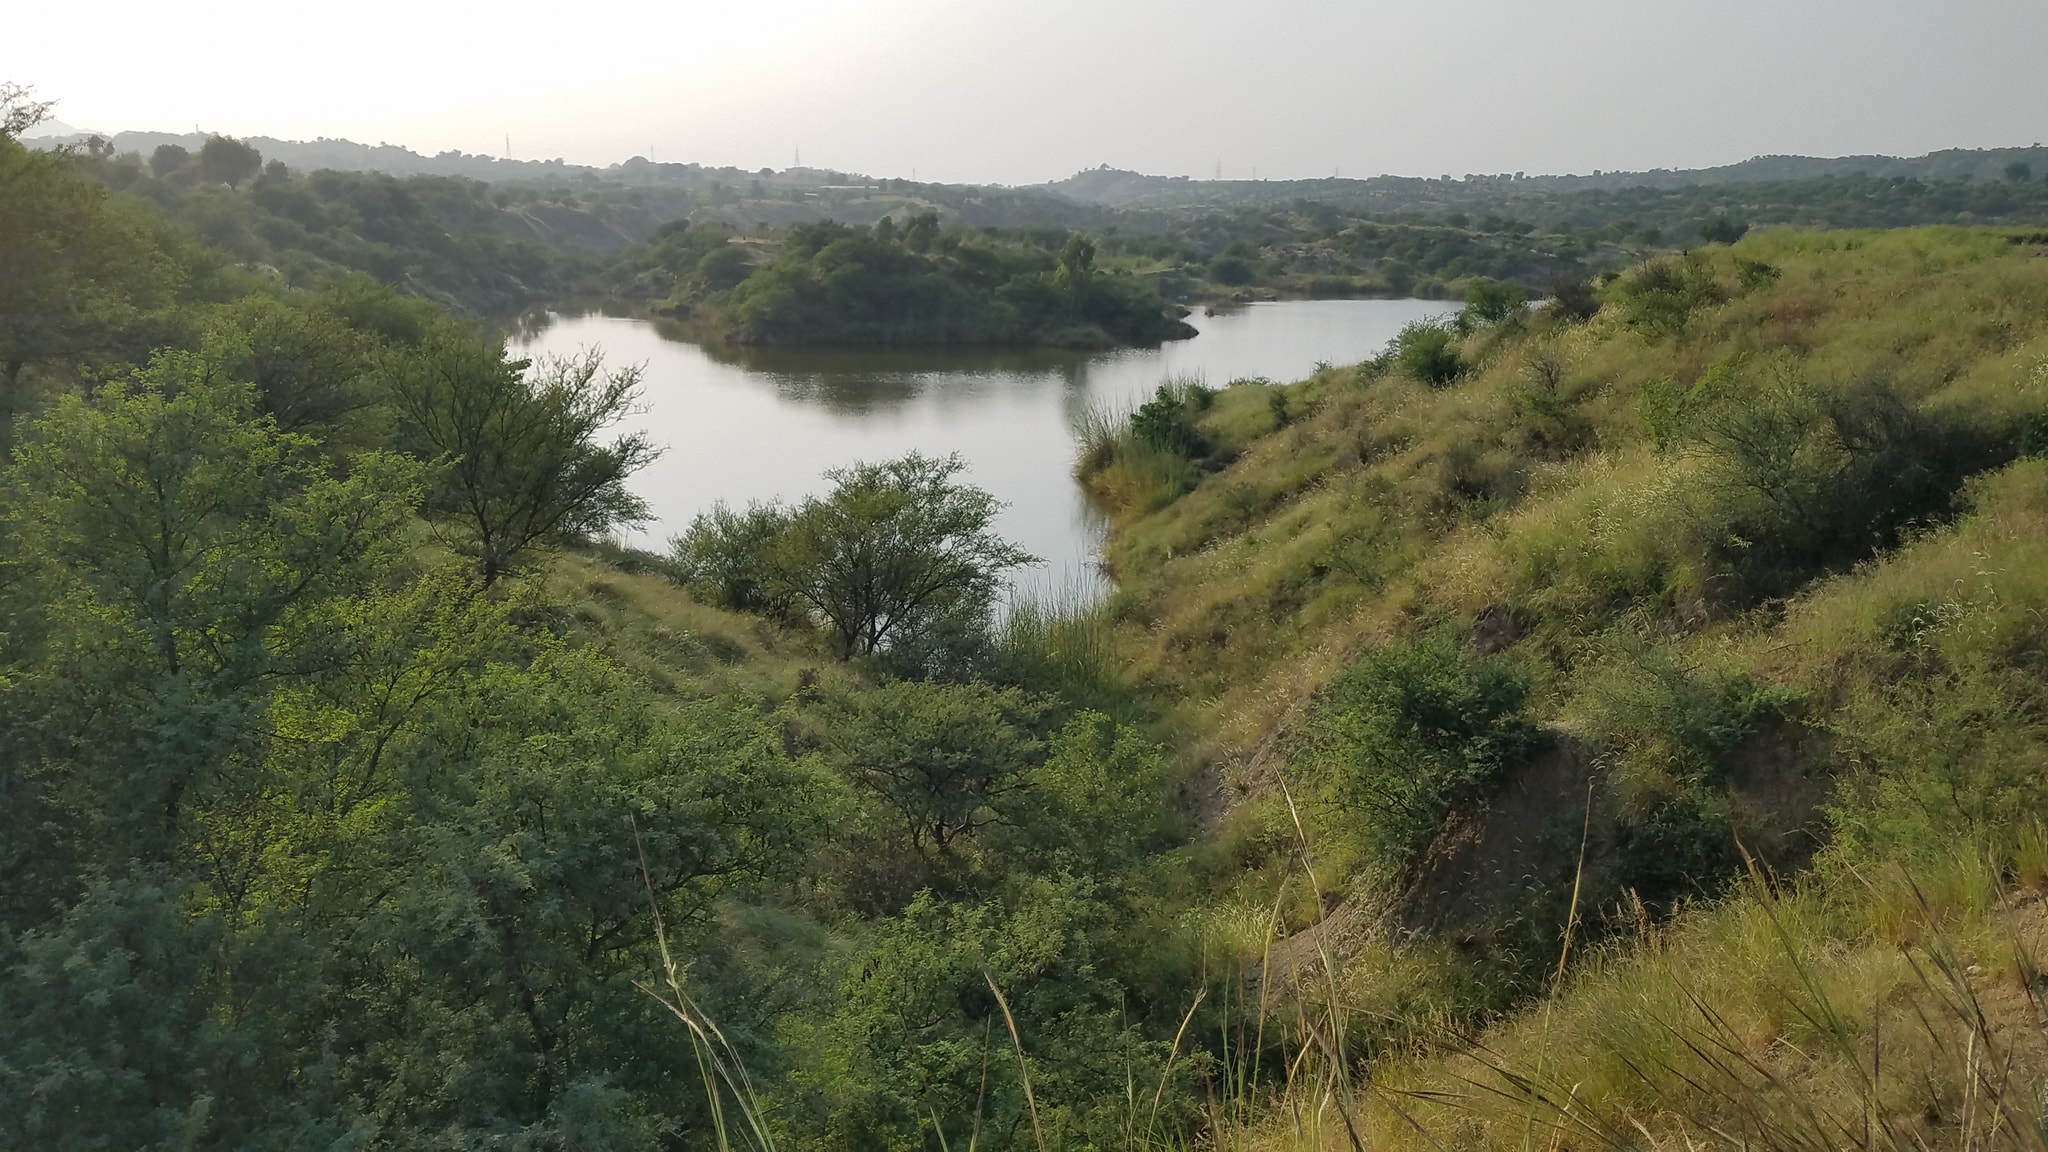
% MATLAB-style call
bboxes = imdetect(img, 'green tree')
[1697,214,1749,245]
[2005,161,2034,184]
[775,452,1036,657]
[196,134,263,188]
[209,293,384,437]
[0,81,53,139]
[393,339,659,586]
[671,497,794,616]
[1461,278,1528,326]
[0,347,419,876]
[901,210,941,253]
[817,679,1047,854]
[695,242,753,291]
[1387,319,1464,386]
[1054,232,1097,307]
[148,142,190,178]
[0,135,179,437]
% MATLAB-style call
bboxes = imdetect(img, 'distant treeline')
[48,126,2048,325]
[615,217,1197,348]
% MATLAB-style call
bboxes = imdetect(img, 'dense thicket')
[0,119,1207,1151]
[684,219,1196,347]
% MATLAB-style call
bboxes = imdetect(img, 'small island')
[623,215,1198,349]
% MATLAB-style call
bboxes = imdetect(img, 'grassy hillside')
[1081,225,2048,1146]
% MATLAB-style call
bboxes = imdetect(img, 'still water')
[511,299,1451,596]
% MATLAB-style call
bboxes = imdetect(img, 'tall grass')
[995,575,1127,709]
[1075,374,1212,513]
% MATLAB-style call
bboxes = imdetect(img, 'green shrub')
[1292,634,1546,873]
[1210,255,1254,285]
[1131,382,1209,457]
[670,498,794,616]
[1608,252,1726,336]
[1384,320,1465,386]
[1460,278,1528,327]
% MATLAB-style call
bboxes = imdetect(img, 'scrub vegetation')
[16,78,2048,1149]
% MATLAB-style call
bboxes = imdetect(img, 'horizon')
[24,120,2048,190]
[8,0,2046,186]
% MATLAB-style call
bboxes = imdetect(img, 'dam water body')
[512,298,1452,599]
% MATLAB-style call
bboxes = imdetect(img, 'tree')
[1698,214,1749,245]
[148,142,190,178]
[817,680,1047,854]
[209,294,383,437]
[197,134,263,188]
[0,134,179,440]
[1054,233,1097,307]
[393,338,659,586]
[2006,161,2035,184]
[695,242,753,291]
[0,81,53,140]
[775,452,1036,657]
[1,347,419,873]
[901,210,941,253]
[1460,278,1528,326]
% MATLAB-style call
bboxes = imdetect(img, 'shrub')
[1130,382,1209,457]
[1209,255,1254,286]
[1386,320,1465,386]
[1544,272,1601,322]
[1608,253,1726,337]
[1697,214,1749,245]
[776,453,1037,658]
[1292,634,1547,873]
[1460,279,1528,327]
[670,499,793,616]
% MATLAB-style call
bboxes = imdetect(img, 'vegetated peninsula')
[629,216,1199,348]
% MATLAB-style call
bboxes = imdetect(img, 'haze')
[8,0,2045,185]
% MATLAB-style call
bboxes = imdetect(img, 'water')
[511,298,1452,596]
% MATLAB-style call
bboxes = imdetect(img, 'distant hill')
[42,130,2048,205]
[1044,146,2048,210]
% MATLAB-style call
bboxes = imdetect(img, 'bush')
[1209,255,1255,286]
[1130,382,1209,457]
[1386,320,1465,386]
[1544,272,1601,322]
[1292,634,1546,873]
[1608,253,1726,337]
[1697,214,1749,245]
[1461,279,1528,327]
[670,499,793,616]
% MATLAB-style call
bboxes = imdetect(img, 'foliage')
[1292,634,1545,873]
[393,340,658,585]
[0,133,180,433]
[195,134,262,188]
[1381,318,1465,385]
[1607,251,1728,335]
[670,497,795,616]
[707,220,1195,348]
[815,679,1049,857]
[1459,277,1527,326]
[772,452,1037,658]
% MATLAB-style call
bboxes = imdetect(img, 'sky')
[8,0,2047,186]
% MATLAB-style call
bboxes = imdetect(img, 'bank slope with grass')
[1080,225,2048,1146]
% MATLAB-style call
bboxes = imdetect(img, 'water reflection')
[511,298,1451,597]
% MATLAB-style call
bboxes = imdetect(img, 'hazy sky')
[8,0,2045,185]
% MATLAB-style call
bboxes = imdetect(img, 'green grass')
[1077,226,2048,1148]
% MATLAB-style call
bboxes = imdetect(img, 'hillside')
[1049,146,2048,208]
[1078,225,2048,1145]
[21,81,2048,1147]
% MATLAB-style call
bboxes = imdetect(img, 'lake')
[511,298,1452,598]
